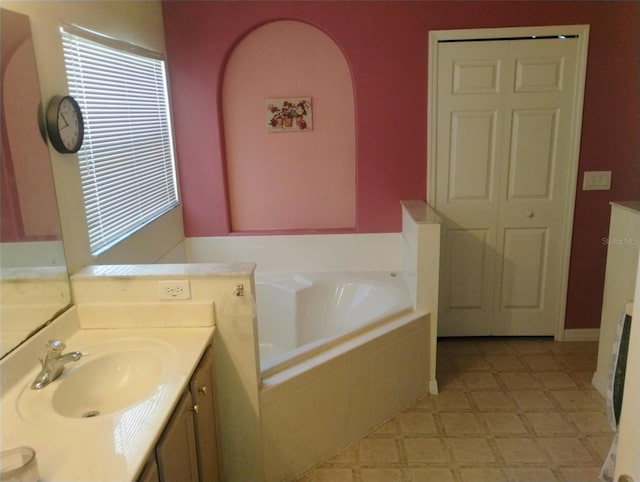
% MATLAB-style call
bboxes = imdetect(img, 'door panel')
[507,109,557,199]
[449,111,497,201]
[453,59,501,94]
[514,57,564,92]
[436,36,580,336]
[499,227,547,309]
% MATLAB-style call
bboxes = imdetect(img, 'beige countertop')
[1,326,214,482]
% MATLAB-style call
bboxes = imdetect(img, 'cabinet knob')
[191,404,199,414]
[525,211,534,218]
[618,475,635,482]
[198,386,208,395]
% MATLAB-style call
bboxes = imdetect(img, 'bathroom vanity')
[141,345,222,482]
[0,310,220,481]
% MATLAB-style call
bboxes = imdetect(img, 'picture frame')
[266,97,312,133]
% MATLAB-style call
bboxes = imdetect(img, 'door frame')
[427,25,590,341]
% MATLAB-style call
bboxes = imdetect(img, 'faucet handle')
[46,340,66,356]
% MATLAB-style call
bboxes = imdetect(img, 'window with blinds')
[61,26,179,255]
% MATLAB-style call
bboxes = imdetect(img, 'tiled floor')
[299,337,613,482]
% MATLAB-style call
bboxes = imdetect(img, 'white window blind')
[61,26,178,255]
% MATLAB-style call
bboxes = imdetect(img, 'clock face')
[58,97,81,152]
[45,95,84,153]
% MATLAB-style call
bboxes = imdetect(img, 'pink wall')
[223,20,355,231]
[1,8,60,242]
[163,1,640,330]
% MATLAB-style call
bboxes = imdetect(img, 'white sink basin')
[17,337,179,422]
[53,350,164,418]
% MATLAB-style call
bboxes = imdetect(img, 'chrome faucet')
[30,340,83,390]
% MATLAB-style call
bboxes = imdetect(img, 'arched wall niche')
[222,20,355,232]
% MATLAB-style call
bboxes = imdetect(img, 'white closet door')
[436,36,581,336]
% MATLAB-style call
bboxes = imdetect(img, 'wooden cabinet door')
[156,390,199,482]
[190,346,222,482]
[138,455,160,482]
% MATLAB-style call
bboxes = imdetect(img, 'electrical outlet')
[158,280,191,300]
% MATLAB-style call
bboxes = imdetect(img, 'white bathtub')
[255,271,413,375]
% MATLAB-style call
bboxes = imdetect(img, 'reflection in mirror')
[1,8,71,358]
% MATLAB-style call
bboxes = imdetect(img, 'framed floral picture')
[266,97,313,133]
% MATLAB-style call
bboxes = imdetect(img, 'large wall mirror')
[0,8,71,358]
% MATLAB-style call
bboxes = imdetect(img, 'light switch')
[583,171,612,191]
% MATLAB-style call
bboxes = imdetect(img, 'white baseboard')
[429,379,439,395]
[563,328,601,342]
[592,370,607,397]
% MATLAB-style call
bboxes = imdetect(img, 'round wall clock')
[45,95,84,154]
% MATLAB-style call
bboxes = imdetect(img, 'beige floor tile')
[471,391,515,411]
[484,355,526,372]
[403,438,449,463]
[495,437,547,464]
[510,390,556,410]
[510,339,549,354]
[483,412,528,434]
[460,467,507,482]
[360,468,405,482]
[565,411,612,433]
[462,371,500,389]
[522,354,564,371]
[537,371,578,388]
[448,437,495,463]
[476,339,517,355]
[440,412,485,434]
[571,371,600,388]
[410,468,456,482]
[433,391,471,410]
[555,354,597,372]
[586,434,615,460]
[435,371,466,391]
[451,354,492,371]
[441,339,481,355]
[410,394,435,410]
[299,338,608,482]
[396,412,437,434]
[498,372,542,389]
[558,465,602,482]
[509,467,559,482]
[549,341,598,354]
[300,467,354,482]
[549,390,605,411]
[358,438,400,464]
[537,437,596,464]
[436,355,455,371]
[523,412,577,434]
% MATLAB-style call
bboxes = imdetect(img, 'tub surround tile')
[261,313,432,481]
[187,233,403,273]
